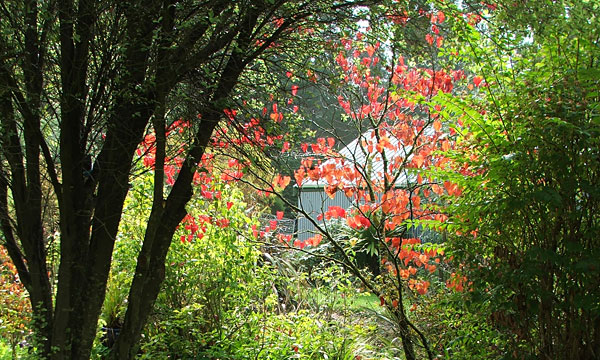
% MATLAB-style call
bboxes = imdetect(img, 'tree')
[0,1,371,358]
[229,21,465,358]
[436,0,600,357]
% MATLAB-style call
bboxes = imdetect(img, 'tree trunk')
[109,19,254,355]
[399,317,416,360]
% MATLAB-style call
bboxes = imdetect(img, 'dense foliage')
[0,247,31,359]
[439,1,600,358]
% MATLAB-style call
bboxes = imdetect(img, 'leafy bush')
[0,247,31,359]
[437,1,600,357]
[138,191,274,358]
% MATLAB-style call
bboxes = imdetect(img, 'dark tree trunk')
[110,10,257,357]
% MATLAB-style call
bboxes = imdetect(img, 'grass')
[349,293,380,311]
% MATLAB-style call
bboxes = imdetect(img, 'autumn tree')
[0,1,375,358]
[214,16,467,356]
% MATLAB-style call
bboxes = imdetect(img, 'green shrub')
[0,247,31,359]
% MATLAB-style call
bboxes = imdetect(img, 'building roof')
[300,129,413,189]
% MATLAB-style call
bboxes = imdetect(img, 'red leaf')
[324,185,337,199]
[294,168,305,186]
[325,205,346,219]
[365,45,375,57]
[307,234,323,246]
[216,218,230,228]
[441,140,450,151]
[327,137,335,148]
[272,175,291,190]
[425,34,434,45]
[437,11,446,23]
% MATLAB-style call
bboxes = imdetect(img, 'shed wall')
[296,188,352,242]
